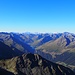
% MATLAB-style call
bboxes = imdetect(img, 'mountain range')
[0,32,75,74]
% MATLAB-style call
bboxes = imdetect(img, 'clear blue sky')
[0,0,75,33]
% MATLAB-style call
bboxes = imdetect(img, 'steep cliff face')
[0,53,75,75]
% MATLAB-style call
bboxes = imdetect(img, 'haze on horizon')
[0,0,75,33]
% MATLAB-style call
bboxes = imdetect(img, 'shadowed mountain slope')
[0,67,14,75]
[0,41,24,59]
[0,32,35,54]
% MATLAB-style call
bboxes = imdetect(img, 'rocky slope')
[0,53,75,75]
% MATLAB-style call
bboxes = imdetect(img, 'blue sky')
[0,0,75,33]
